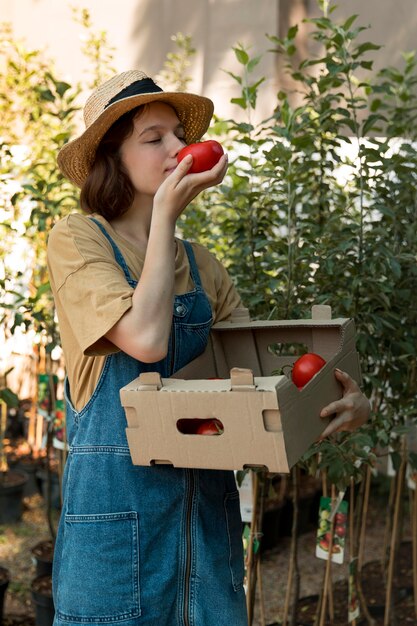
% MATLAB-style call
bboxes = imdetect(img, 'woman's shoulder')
[48,213,112,258]
[49,212,101,239]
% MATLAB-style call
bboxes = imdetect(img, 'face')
[119,101,186,200]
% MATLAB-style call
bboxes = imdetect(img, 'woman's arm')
[105,154,228,362]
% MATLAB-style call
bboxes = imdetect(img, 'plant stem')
[413,485,417,619]
[246,471,260,624]
[318,484,336,626]
[384,444,406,626]
[256,557,266,626]
[349,478,357,626]
[282,466,300,625]
[358,465,371,571]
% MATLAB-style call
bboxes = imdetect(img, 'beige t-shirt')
[47,213,242,411]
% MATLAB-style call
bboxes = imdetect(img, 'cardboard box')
[120,305,362,473]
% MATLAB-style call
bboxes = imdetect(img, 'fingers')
[320,396,354,418]
[334,368,360,394]
[171,154,194,182]
[179,153,228,184]
[155,153,228,220]
[319,416,345,439]
[318,367,370,440]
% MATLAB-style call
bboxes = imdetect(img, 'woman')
[47,70,370,626]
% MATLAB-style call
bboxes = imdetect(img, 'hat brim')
[57,91,214,188]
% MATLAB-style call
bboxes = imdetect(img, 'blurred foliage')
[156,32,196,92]
[0,11,116,352]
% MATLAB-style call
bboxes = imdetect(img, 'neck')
[109,198,153,249]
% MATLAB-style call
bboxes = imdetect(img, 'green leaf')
[389,257,402,278]
[55,81,72,97]
[0,388,19,408]
[230,97,247,110]
[343,15,359,31]
[234,47,249,65]
[287,25,298,40]
[352,41,381,59]
[247,55,262,73]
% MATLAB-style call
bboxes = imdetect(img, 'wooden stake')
[282,466,299,626]
[318,484,336,626]
[412,485,417,619]
[314,470,328,626]
[358,465,371,572]
[355,466,377,626]
[382,471,396,575]
[246,471,260,624]
[256,556,266,626]
[27,344,39,451]
[384,447,406,626]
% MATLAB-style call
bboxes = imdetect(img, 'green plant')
[181,4,417,476]
[0,8,118,351]
[156,32,196,92]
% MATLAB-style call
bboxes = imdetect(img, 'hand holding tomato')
[154,140,227,219]
[177,140,224,173]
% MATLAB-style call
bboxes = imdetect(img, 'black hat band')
[105,78,163,109]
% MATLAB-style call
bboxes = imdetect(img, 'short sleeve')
[190,243,242,322]
[47,214,134,356]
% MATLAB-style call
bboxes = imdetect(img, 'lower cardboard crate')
[120,305,363,472]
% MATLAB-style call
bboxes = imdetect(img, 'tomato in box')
[196,419,224,435]
[291,352,326,389]
[177,140,224,173]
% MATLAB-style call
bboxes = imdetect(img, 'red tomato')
[195,419,224,435]
[319,539,329,551]
[177,140,224,173]
[291,353,326,389]
[335,524,346,538]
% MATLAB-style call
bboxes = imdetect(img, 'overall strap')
[89,217,133,284]
[182,240,203,288]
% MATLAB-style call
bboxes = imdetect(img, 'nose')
[169,133,186,157]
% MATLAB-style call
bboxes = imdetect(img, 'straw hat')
[57,70,214,187]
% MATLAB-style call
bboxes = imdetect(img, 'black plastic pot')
[31,540,54,577]
[10,457,41,497]
[0,566,10,626]
[36,469,61,510]
[0,471,29,524]
[31,575,54,626]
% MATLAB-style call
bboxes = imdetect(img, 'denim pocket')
[224,491,245,591]
[56,511,140,623]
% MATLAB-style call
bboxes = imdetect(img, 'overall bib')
[52,220,248,626]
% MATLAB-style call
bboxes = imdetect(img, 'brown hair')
[80,106,145,219]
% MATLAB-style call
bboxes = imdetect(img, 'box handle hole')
[176,418,224,435]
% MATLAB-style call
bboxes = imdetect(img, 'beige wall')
[3,0,417,125]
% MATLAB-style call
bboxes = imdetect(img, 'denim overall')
[52,220,248,626]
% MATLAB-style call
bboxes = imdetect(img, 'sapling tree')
[179,3,417,623]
